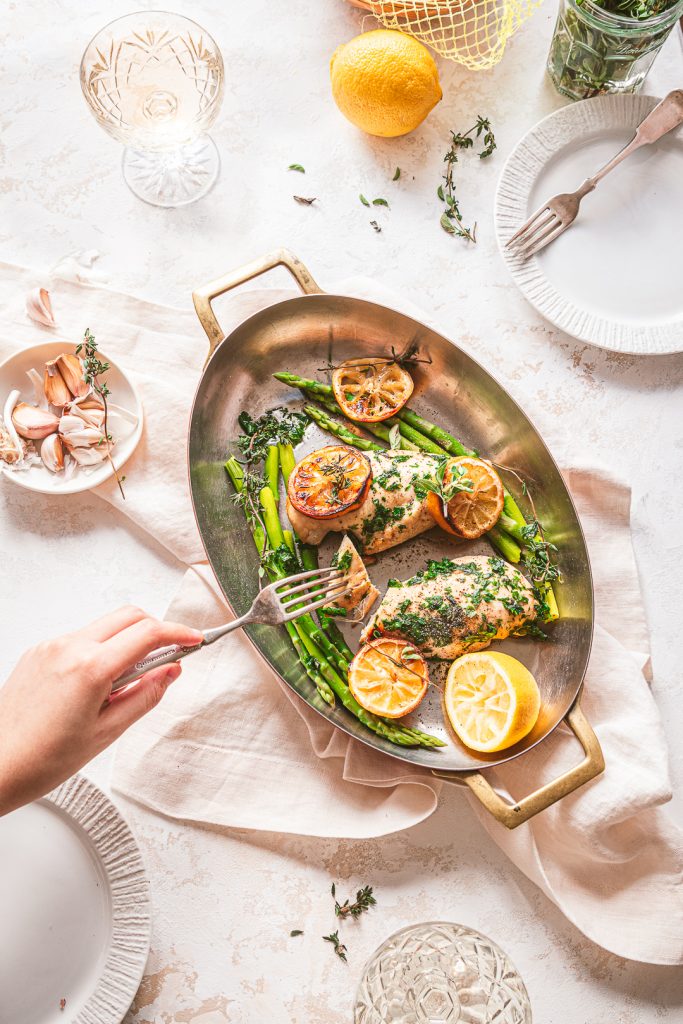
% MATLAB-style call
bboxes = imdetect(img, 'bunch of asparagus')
[225,444,445,750]
[273,371,558,621]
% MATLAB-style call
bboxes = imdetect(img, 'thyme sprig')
[439,115,496,243]
[76,328,125,499]
[333,883,377,919]
[414,457,473,505]
[317,338,431,374]
[323,930,348,962]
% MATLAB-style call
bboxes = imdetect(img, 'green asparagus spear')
[265,445,279,502]
[278,442,296,487]
[303,405,384,451]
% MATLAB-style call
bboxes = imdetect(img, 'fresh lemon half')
[330,30,442,138]
[444,652,541,753]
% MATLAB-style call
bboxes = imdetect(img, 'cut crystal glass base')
[354,922,532,1024]
[121,135,220,208]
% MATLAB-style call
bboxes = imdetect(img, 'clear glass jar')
[547,0,683,101]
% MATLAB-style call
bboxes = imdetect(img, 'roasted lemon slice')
[444,652,540,753]
[349,638,428,718]
[437,457,504,540]
[332,357,414,423]
[287,445,371,519]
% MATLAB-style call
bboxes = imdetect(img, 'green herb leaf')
[392,167,401,180]
[323,930,348,962]
[359,194,370,207]
[290,929,304,937]
[437,185,445,201]
[440,211,456,235]
[334,884,377,919]
[372,197,389,207]
[288,163,305,173]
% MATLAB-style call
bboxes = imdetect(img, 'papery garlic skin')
[56,353,89,399]
[25,287,56,328]
[69,445,108,466]
[12,402,60,440]
[44,360,72,408]
[40,433,65,473]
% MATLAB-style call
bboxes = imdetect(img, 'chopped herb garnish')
[237,407,308,464]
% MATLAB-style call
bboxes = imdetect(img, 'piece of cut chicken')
[323,536,379,623]
[286,449,439,554]
[361,555,540,659]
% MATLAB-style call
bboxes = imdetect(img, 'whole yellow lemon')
[330,30,442,138]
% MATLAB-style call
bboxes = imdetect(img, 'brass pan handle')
[192,249,322,361]
[433,695,604,829]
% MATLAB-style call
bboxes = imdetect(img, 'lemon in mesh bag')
[348,0,541,70]
[330,29,442,137]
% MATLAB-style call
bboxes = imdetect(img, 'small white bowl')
[0,341,143,495]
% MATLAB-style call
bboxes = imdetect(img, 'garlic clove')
[26,287,56,328]
[40,432,65,473]
[56,353,89,399]
[63,401,105,430]
[58,422,105,449]
[44,359,72,408]
[11,402,60,440]
[26,367,48,410]
[69,445,108,466]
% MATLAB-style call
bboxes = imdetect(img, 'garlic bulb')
[26,287,56,328]
[12,402,60,440]
[41,433,65,473]
[55,353,89,398]
[44,359,72,408]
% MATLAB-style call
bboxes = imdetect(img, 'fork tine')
[280,570,363,605]
[284,584,355,620]
[507,210,557,253]
[506,202,553,247]
[276,569,342,598]
[273,566,341,590]
[519,220,567,260]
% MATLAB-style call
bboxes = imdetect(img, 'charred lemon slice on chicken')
[427,457,504,540]
[287,445,372,519]
[332,357,414,423]
[349,638,428,718]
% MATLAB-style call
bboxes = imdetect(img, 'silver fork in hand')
[506,89,683,260]
[111,567,353,693]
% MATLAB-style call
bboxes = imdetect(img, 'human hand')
[0,606,203,816]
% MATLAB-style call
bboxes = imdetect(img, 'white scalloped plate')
[495,94,683,355]
[0,775,150,1024]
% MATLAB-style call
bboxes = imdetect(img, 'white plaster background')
[1,1,683,1022]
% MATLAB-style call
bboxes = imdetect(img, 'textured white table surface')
[2,2,683,1022]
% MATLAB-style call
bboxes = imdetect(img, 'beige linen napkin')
[1,265,681,964]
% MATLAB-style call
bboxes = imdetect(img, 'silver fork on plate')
[506,89,683,261]
[111,567,354,693]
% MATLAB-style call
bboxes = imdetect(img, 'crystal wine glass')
[354,922,532,1024]
[80,11,224,207]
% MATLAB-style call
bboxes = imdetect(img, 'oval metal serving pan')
[188,251,603,827]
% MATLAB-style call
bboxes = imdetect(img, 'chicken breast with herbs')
[287,449,439,554]
[323,536,379,622]
[361,555,541,659]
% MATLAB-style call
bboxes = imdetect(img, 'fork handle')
[589,89,683,189]
[110,614,250,694]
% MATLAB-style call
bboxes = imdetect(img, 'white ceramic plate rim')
[495,94,683,356]
[0,341,144,494]
[45,774,151,1024]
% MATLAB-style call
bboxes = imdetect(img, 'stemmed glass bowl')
[80,11,224,207]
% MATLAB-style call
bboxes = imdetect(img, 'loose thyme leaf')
[331,882,336,897]
[437,185,445,201]
[389,423,401,449]
[440,211,456,235]
[288,163,305,172]
[370,220,382,233]
[372,197,389,207]
[359,194,370,207]
[290,929,304,937]
[323,930,348,962]
[393,167,401,180]
[293,195,317,205]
